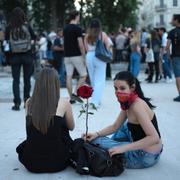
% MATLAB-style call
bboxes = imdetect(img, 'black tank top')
[127,114,161,141]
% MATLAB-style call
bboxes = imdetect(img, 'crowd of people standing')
[0,8,180,112]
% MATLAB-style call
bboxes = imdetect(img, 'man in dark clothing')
[53,28,66,87]
[166,14,180,102]
[63,10,87,103]
[5,7,36,110]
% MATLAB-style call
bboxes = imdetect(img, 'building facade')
[138,0,180,31]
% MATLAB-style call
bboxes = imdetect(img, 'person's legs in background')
[23,62,33,105]
[59,57,66,87]
[130,52,141,78]
[86,52,95,87]
[106,63,112,80]
[154,53,160,82]
[162,53,172,82]
[147,62,154,83]
[65,56,87,103]
[73,56,87,95]
[11,63,21,110]
[90,57,106,107]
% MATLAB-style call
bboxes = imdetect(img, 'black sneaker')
[71,94,83,103]
[173,96,180,102]
[12,104,20,111]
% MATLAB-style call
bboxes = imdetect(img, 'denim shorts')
[172,57,180,77]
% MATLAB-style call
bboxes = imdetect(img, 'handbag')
[95,33,113,63]
[145,39,154,63]
[83,143,124,177]
[145,49,154,62]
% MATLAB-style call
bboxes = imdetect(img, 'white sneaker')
[166,78,173,83]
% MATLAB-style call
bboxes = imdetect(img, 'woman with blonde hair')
[16,67,75,173]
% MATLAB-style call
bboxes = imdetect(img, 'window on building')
[173,0,178,6]
[160,15,164,25]
[160,0,164,7]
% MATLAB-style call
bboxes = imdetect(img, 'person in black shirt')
[16,67,75,173]
[63,11,87,103]
[166,14,180,102]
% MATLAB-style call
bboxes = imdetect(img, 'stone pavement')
[0,65,180,180]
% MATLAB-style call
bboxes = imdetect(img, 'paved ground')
[0,64,180,180]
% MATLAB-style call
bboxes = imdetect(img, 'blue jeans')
[130,52,141,77]
[162,54,172,79]
[92,122,162,169]
[58,58,66,86]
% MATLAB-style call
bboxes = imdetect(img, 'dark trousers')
[147,53,160,82]
[106,63,112,78]
[53,56,66,86]
[10,52,33,105]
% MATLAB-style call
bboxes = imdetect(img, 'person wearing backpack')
[5,7,36,110]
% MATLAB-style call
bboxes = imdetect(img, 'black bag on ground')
[83,143,124,177]
[72,138,124,177]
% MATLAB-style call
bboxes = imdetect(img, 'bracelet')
[96,131,101,137]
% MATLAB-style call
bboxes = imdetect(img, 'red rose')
[77,85,93,99]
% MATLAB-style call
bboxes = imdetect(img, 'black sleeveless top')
[127,114,161,141]
[17,115,73,173]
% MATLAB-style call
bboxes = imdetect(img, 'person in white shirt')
[38,33,47,62]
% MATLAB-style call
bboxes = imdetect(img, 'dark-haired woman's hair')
[69,10,79,22]
[9,7,26,29]
[114,71,155,109]
[27,67,60,134]
[87,18,101,45]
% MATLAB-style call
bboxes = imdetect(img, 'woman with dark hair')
[145,30,161,83]
[83,71,163,169]
[84,18,110,108]
[16,67,75,173]
[5,7,36,110]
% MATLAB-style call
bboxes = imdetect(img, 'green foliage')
[0,0,28,22]
[80,0,141,33]
[30,0,75,32]
[1,0,140,33]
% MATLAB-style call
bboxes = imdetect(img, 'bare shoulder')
[131,98,147,112]
[56,97,71,116]
[58,97,70,108]
[131,98,153,118]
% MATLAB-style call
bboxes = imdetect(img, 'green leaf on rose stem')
[88,112,94,115]
[78,110,86,118]
[91,103,97,111]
